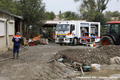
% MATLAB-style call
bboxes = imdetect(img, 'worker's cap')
[16,32,20,35]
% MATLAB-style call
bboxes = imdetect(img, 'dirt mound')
[56,45,120,65]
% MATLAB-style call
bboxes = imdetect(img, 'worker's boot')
[17,53,19,59]
[13,53,15,59]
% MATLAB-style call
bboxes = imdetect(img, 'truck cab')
[55,22,76,45]
[101,21,120,45]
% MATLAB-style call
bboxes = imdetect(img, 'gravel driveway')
[0,43,120,80]
[0,43,86,80]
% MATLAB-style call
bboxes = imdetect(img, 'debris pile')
[28,35,49,46]
[55,45,120,65]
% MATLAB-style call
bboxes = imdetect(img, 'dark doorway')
[15,19,20,34]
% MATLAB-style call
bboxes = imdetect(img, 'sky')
[42,0,120,15]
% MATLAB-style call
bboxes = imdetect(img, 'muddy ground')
[56,45,120,65]
[0,43,120,80]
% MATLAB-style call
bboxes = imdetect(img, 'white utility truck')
[55,21,100,45]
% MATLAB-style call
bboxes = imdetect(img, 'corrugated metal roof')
[0,8,23,20]
[45,20,86,24]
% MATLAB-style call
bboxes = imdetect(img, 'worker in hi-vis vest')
[12,32,22,59]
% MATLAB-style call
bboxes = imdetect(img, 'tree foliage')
[58,11,81,20]
[63,11,81,20]
[0,0,47,37]
[0,0,18,14]
[104,11,120,18]
[81,0,109,20]
[58,11,63,20]
[75,0,110,25]
[74,0,114,34]
[104,11,120,21]
[45,11,56,20]
[18,0,46,36]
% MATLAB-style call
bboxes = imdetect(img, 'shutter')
[0,21,5,36]
[9,23,14,35]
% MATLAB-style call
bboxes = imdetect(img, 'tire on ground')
[100,36,114,45]
[60,43,63,46]
[73,38,77,46]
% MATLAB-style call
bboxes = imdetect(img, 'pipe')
[6,18,10,47]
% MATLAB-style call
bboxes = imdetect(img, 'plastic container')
[91,64,101,71]
[82,66,92,72]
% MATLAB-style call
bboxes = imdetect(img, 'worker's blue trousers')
[13,46,20,53]
[13,46,20,58]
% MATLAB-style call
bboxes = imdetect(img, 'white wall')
[0,21,5,36]
[0,17,15,52]
[0,18,7,52]
[8,21,15,49]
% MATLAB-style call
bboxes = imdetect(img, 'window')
[70,25,75,31]
[70,25,75,34]
[110,24,119,33]
[91,24,98,36]
[56,24,69,31]
[0,21,5,36]
[80,23,89,27]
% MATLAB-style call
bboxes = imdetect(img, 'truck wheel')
[73,38,77,46]
[100,36,114,45]
[60,43,63,46]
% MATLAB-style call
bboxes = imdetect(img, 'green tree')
[112,11,120,17]
[63,11,81,20]
[58,11,63,20]
[58,11,81,20]
[50,12,56,20]
[75,0,110,25]
[45,11,55,20]
[0,0,18,14]
[45,12,50,20]
[104,11,120,21]
[104,11,112,18]
[105,11,120,17]
[18,0,46,37]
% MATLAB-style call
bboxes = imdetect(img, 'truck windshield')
[56,24,69,31]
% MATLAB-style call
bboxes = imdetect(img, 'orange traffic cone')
[93,41,96,47]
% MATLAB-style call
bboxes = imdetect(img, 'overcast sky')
[43,0,120,15]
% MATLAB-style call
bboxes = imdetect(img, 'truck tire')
[73,38,77,46]
[60,43,63,46]
[100,36,114,45]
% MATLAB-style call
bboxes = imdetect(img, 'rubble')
[110,56,120,64]
[55,45,120,65]
[28,35,49,46]
[0,44,120,79]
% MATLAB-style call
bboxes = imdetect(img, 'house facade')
[0,9,23,53]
